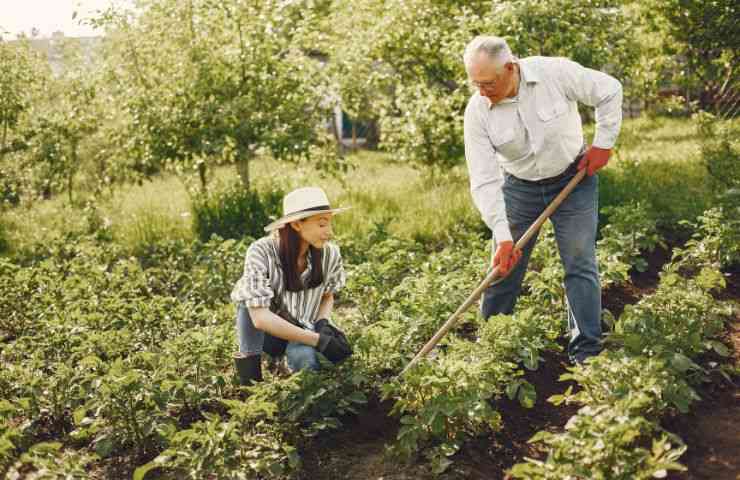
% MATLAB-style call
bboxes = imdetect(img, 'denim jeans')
[481,169,602,363]
[236,304,320,372]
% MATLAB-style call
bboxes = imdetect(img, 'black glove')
[315,318,352,363]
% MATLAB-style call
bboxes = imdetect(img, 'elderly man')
[462,35,623,364]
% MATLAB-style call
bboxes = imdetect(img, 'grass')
[598,116,714,236]
[206,150,483,246]
[0,115,726,256]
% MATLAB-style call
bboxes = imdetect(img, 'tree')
[0,40,49,160]
[24,40,101,203]
[648,0,739,115]
[94,0,339,191]
[330,0,640,170]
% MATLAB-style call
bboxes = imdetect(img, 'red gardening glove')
[492,240,522,277]
[577,146,611,176]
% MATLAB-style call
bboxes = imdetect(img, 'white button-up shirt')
[464,56,623,245]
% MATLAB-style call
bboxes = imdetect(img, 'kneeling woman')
[231,187,352,385]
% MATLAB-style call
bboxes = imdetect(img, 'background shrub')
[190,181,283,242]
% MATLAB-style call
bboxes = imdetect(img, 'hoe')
[401,168,587,375]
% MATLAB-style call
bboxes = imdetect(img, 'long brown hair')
[278,224,324,292]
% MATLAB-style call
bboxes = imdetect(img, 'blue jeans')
[236,304,320,372]
[481,169,602,363]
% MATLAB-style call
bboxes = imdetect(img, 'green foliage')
[479,311,561,371]
[136,363,368,479]
[496,0,639,80]
[382,340,507,471]
[26,73,100,203]
[0,40,49,156]
[599,158,712,233]
[190,180,282,242]
[0,401,26,475]
[524,223,567,316]
[379,306,560,471]
[614,275,729,359]
[552,351,700,415]
[5,442,98,480]
[511,203,736,479]
[509,404,687,480]
[695,113,740,208]
[648,0,738,112]
[674,207,740,271]
[95,0,338,190]
[76,359,176,455]
[135,412,299,480]
[0,219,8,254]
[329,0,487,168]
[150,325,234,413]
[598,202,665,286]
[0,166,21,206]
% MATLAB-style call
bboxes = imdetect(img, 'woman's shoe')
[234,353,263,386]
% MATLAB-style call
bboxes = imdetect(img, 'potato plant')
[0,202,736,478]
[510,217,736,478]
[510,404,687,480]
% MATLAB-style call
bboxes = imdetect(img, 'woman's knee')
[286,343,320,372]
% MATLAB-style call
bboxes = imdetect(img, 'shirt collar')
[517,58,540,84]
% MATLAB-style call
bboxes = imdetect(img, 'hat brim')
[264,206,352,232]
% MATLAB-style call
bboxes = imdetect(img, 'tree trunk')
[198,160,207,192]
[235,148,251,191]
[366,120,380,150]
[68,139,78,205]
[1,121,7,161]
[0,122,8,158]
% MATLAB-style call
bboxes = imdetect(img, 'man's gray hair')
[463,36,514,72]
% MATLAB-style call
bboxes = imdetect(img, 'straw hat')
[264,187,350,232]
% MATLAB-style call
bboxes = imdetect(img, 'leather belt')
[509,149,586,186]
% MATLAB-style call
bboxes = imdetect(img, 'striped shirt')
[230,235,346,329]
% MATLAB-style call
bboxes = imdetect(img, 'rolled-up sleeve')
[557,58,623,149]
[464,98,511,244]
[325,243,346,294]
[230,242,274,308]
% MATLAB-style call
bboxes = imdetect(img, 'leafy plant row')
[357,202,671,473]
[0,203,735,478]
[509,207,738,479]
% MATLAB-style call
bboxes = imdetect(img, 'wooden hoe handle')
[400,168,587,376]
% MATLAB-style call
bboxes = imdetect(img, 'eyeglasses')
[470,79,498,90]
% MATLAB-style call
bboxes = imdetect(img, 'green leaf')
[523,350,539,370]
[506,380,522,401]
[73,407,87,425]
[431,414,445,435]
[400,415,416,425]
[517,381,536,409]
[431,456,453,474]
[709,340,730,357]
[528,430,551,443]
[347,390,367,404]
[94,435,115,458]
[670,353,699,373]
[134,461,159,480]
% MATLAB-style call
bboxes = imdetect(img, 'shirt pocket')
[537,98,569,122]
[490,127,516,150]
[535,84,569,122]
